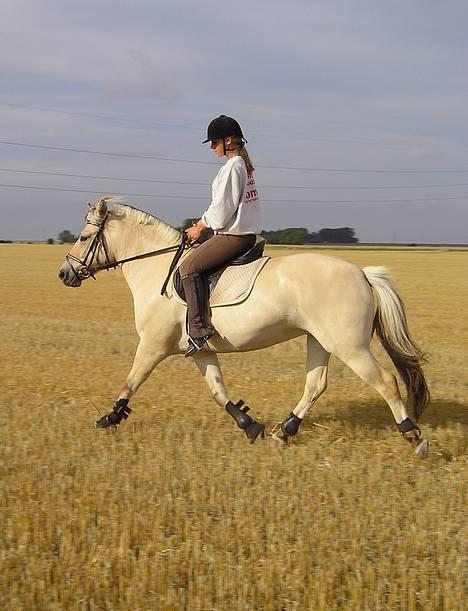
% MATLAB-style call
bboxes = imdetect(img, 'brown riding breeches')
[179,233,256,338]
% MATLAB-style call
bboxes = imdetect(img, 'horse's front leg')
[96,339,169,428]
[193,352,265,443]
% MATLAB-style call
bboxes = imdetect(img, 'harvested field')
[0,243,466,610]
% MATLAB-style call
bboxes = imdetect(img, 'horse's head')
[58,197,113,287]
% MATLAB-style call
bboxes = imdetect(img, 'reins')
[94,240,186,273]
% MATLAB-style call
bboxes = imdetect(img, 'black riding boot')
[181,272,214,356]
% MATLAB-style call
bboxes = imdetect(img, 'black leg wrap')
[225,400,265,443]
[397,417,420,436]
[281,412,303,437]
[96,398,132,429]
[226,400,253,429]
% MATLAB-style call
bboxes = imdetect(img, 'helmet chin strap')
[223,138,244,154]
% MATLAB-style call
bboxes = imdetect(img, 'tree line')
[180,219,358,244]
[52,224,358,245]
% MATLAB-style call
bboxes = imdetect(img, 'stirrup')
[184,333,213,357]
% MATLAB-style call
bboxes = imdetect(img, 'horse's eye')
[80,235,89,242]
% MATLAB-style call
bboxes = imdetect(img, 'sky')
[0,0,467,243]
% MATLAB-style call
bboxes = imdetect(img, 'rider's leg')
[180,272,213,339]
[180,234,256,354]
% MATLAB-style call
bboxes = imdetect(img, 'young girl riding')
[181,115,262,356]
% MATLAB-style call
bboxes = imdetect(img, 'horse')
[58,197,430,457]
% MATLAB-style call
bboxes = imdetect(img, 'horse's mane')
[111,201,181,244]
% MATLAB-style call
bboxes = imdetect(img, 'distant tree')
[261,228,308,245]
[281,228,309,244]
[47,238,55,245]
[262,226,359,245]
[317,227,358,243]
[262,228,315,245]
[303,231,321,244]
[58,230,77,244]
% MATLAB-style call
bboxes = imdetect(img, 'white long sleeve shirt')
[201,156,262,235]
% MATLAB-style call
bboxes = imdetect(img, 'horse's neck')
[110,218,178,299]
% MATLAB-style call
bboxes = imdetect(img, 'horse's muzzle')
[58,262,82,287]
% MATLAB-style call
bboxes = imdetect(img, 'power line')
[2,140,468,174]
[2,166,468,190]
[2,101,468,148]
[0,140,217,165]
[0,102,196,131]
[0,183,205,199]
[0,167,210,187]
[0,182,466,203]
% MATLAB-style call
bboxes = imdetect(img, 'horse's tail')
[362,266,430,421]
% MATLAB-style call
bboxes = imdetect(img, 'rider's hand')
[185,220,206,244]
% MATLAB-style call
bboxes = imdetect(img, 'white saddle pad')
[170,256,270,308]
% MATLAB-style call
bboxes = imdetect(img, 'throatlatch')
[95,398,132,428]
[225,400,265,443]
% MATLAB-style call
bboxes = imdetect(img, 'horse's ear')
[96,198,108,219]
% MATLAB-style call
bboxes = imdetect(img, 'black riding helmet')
[202,115,245,143]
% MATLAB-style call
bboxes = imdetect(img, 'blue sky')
[1,0,467,242]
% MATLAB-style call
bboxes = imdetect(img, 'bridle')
[65,213,187,293]
[65,214,113,281]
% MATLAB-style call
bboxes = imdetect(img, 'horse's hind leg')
[278,335,330,441]
[340,348,429,457]
[193,352,265,443]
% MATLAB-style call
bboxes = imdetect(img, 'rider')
[180,115,262,357]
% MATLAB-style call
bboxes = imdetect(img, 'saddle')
[171,238,270,308]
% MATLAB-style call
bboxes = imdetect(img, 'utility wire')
[2,166,468,190]
[0,183,205,199]
[2,140,468,174]
[2,101,468,148]
[0,140,217,165]
[0,182,466,203]
[0,102,195,131]
[0,167,209,187]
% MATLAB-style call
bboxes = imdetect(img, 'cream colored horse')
[58,198,430,457]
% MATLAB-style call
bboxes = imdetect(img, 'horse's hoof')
[244,421,265,443]
[414,438,429,459]
[402,428,429,459]
[95,415,114,429]
[270,423,291,445]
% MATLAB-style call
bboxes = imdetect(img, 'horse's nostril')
[58,270,65,280]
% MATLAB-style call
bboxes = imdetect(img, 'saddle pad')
[170,256,270,308]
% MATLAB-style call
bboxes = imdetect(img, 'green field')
[0,244,466,610]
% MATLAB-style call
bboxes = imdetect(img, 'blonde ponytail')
[227,136,255,174]
[240,146,255,174]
